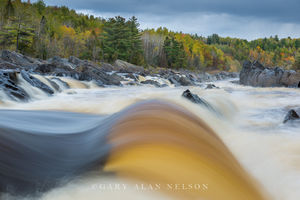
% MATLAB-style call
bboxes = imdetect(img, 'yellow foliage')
[59,25,76,38]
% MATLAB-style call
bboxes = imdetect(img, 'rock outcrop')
[20,70,54,95]
[240,61,300,87]
[182,89,217,112]
[0,70,29,101]
[0,50,240,102]
[283,109,300,123]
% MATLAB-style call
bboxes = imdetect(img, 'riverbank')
[0,50,238,102]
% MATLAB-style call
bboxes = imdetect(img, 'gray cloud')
[38,0,300,23]
[30,0,300,40]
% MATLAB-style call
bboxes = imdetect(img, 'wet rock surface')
[141,80,163,87]
[205,84,219,89]
[182,89,216,112]
[0,70,29,101]
[0,50,239,101]
[283,109,300,123]
[20,70,54,95]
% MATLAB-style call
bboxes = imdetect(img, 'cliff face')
[240,61,300,88]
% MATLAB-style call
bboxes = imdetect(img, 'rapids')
[0,76,300,200]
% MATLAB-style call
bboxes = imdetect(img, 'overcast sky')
[32,0,300,40]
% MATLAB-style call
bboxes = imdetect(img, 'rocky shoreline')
[0,50,238,102]
[240,60,300,88]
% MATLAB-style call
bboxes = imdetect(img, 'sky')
[31,0,300,40]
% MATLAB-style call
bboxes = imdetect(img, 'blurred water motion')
[0,80,300,200]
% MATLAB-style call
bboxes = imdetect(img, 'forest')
[0,0,300,72]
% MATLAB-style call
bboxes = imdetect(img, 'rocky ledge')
[0,50,238,101]
[240,60,300,88]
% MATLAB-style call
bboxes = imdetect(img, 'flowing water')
[0,76,300,200]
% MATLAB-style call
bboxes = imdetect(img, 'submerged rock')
[205,84,219,89]
[0,70,29,101]
[283,109,300,123]
[182,89,217,114]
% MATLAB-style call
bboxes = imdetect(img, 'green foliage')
[101,16,143,64]
[293,52,300,70]
[163,36,187,69]
[0,0,299,72]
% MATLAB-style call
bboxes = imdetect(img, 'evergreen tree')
[0,1,34,53]
[127,16,143,65]
[101,16,128,62]
[101,16,143,64]
[163,36,187,69]
[4,0,14,21]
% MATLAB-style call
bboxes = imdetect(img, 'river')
[0,78,300,200]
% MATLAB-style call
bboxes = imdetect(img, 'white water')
[1,78,300,200]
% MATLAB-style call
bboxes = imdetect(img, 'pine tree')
[4,0,14,20]
[101,16,141,63]
[0,1,34,53]
[163,36,187,69]
[127,16,143,65]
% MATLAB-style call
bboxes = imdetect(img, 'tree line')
[0,0,299,71]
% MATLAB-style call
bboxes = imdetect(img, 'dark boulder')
[178,76,194,86]
[141,80,162,87]
[114,59,145,73]
[283,109,300,123]
[0,61,20,70]
[205,84,219,89]
[35,61,123,86]
[124,73,138,81]
[168,75,194,86]
[168,76,181,87]
[182,89,217,114]
[34,63,79,78]
[0,70,29,101]
[21,70,54,95]
[50,78,70,89]
[45,78,61,92]
[100,62,121,72]
[1,50,41,70]
[76,65,123,86]
[48,56,75,69]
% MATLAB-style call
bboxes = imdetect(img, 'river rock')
[0,70,29,101]
[21,70,54,95]
[182,89,216,111]
[240,61,300,87]
[114,59,145,73]
[48,56,76,69]
[141,80,162,87]
[283,109,300,123]
[205,84,219,89]
[168,74,194,86]
[51,77,70,89]
[1,50,41,69]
